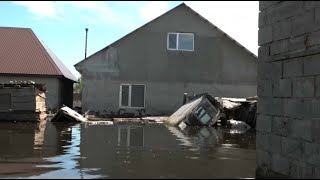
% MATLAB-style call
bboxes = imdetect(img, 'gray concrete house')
[0,27,77,111]
[75,3,257,116]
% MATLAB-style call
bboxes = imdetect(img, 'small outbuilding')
[0,81,47,122]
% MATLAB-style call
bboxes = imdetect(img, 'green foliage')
[74,76,82,94]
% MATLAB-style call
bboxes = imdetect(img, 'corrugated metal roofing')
[0,27,77,82]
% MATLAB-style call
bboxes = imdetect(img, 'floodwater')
[0,121,256,179]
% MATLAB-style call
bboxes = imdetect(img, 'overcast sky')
[0,1,259,78]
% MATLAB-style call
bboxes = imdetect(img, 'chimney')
[85,28,88,59]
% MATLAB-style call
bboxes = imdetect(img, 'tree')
[74,76,82,94]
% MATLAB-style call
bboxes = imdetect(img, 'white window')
[167,32,194,51]
[120,84,146,108]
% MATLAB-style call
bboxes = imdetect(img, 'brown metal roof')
[0,27,77,82]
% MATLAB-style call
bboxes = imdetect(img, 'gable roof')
[0,27,77,82]
[74,3,257,67]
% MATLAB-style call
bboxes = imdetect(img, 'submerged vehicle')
[165,93,226,128]
[50,105,87,123]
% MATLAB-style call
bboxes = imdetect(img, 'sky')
[0,1,259,79]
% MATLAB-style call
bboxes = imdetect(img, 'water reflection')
[0,122,256,179]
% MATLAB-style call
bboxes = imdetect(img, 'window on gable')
[167,32,194,51]
[120,84,146,108]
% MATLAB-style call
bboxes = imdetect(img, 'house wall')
[257,1,320,178]
[60,78,74,108]
[76,5,257,115]
[0,76,66,111]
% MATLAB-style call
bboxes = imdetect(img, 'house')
[74,3,257,116]
[0,81,47,121]
[0,27,77,111]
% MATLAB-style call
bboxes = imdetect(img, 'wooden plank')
[0,94,11,111]
[0,88,34,96]
[0,112,39,122]
[11,95,35,103]
[12,102,35,111]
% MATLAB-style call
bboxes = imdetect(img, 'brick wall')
[257,1,320,178]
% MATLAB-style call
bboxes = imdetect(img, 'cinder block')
[315,167,320,178]
[281,137,303,159]
[304,1,320,10]
[312,119,320,144]
[272,153,290,175]
[304,54,320,76]
[289,119,312,141]
[283,58,303,78]
[259,1,280,11]
[269,1,304,23]
[258,45,270,62]
[289,34,307,53]
[316,76,320,97]
[303,98,320,119]
[269,98,284,116]
[258,62,282,81]
[257,150,272,168]
[292,10,318,36]
[259,26,273,45]
[273,19,291,41]
[257,98,267,114]
[289,160,299,178]
[272,116,288,136]
[273,78,292,97]
[257,114,272,132]
[271,61,283,80]
[258,80,272,97]
[309,30,320,46]
[270,134,282,153]
[256,132,271,151]
[300,163,315,179]
[304,142,320,166]
[315,8,320,25]
[259,11,267,28]
[270,39,289,55]
[284,98,304,119]
[293,77,315,98]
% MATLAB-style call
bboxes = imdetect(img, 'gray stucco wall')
[76,5,257,115]
[0,76,63,111]
[257,1,320,178]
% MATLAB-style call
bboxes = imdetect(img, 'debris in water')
[50,105,87,123]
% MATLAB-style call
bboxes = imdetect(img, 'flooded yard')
[0,121,256,179]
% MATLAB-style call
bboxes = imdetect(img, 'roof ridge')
[74,2,257,68]
[74,2,186,67]
[0,26,30,30]
[31,29,77,82]
[27,29,63,76]
[182,3,257,59]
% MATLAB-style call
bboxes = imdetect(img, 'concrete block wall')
[257,1,320,178]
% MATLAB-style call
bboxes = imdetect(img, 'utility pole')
[85,28,88,59]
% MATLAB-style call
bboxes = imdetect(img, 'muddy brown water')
[0,121,256,179]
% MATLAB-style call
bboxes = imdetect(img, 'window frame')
[167,32,194,51]
[119,83,146,109]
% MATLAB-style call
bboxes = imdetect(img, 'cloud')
[12,1,141,29]
[186,1,259,55]
[12,1,259,55]
[12,1,63,21]
[139,1,170,22]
